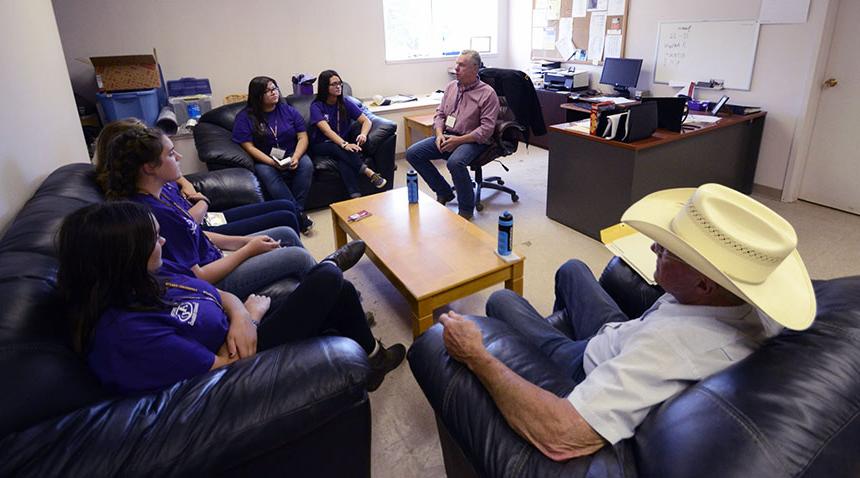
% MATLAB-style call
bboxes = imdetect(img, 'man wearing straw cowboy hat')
[439,183,816,461]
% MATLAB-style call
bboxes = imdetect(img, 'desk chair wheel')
[511,194,519,202]
[476,203,485,212]
[497,179,505,186]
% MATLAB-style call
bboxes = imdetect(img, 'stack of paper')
[601,223,657,285]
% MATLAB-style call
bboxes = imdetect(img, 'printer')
[544,69,590,91]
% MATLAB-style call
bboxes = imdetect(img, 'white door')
[799,0,860,215]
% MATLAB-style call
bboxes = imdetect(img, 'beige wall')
[508,0,833,192]
[0,0,89,232]
[53,0,510,106]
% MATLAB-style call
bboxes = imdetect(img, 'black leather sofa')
[0,163,372,477]
[194,84,396,211]
[409,257,860,478]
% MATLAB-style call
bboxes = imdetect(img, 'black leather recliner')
[194,84,396,211]
[0,163,372,477]
[409,257,860,478]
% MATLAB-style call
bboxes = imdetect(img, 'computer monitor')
[599,58,643,98]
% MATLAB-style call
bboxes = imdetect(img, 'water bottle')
[498,211,513,256]
[407,170,419,204]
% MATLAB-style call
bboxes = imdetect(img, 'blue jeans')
[254,154,313,212]
[484,260,628,380]
[311,142,367,196]
[215,226,315,299]
[204,199,301,237]
[405,136,488,215]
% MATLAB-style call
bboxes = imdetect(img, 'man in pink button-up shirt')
[406,50,500,219]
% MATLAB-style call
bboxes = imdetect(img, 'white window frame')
[381,0,500,64]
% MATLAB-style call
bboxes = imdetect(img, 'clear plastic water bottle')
[498,211,513,256]
[407,170,419,204]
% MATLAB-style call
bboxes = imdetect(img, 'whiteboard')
[654,20,760,90]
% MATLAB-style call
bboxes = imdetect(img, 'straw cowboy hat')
[621,183,815,330]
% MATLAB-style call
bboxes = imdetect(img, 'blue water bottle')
[407,170,419,203]
[498,211,513,256]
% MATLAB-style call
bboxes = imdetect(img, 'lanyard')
[164,281,225,313]
[268,121,280,148]
[453,80,479,115]
[148,188,220,252]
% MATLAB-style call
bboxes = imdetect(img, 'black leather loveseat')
[409,257,860,478]
[0,163,372,477]
[194,84,396,211]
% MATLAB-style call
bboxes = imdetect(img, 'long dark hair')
[315,70,348,132]
[103,127,164,200]
[93,118,145,192]
[246,76,279,138]
[57,202,166,352]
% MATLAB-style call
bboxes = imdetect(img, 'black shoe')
[458,210,473,220]
[322,240,366,272]
[437,191,455,205]
[366,340,406,392]
[300,213,314,235]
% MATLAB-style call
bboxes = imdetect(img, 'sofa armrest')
[598,257,664,320]
[193,122,256,171]
[0,337,370,477]
[409,318,636,478]
[185,168,265,211]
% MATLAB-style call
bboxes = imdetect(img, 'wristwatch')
[340,140,349,149]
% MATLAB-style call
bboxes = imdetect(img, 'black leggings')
[256,262,375,354]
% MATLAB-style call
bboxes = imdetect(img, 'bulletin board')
[530,0,629,64]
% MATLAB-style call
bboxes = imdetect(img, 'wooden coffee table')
[330,188,525,337]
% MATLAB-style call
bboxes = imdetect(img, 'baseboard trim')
[752,183,782,200]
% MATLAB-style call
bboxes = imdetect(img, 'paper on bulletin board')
[532,28,545,49]
[543,27,558,50]
[587,0,608,11]
[604,34,622,59]
[556,38,576,60]
[559,17,573,41]
[547,0,561,20]
[607,0,625,16]
[587,13,607,61]
[759,0,810,24]
[572,0,587,18]
[533,9,548,27]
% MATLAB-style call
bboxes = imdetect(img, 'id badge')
[270,147,287,160]
[445,115,456,129]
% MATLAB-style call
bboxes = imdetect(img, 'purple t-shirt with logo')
[88,262,228,395]
[133,182,222,270]
[232,102,307,155]
[309,98,362,144]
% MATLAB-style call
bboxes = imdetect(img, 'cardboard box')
[91,54,161,92]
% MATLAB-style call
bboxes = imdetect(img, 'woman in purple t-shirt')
[309,70,387,198]
[233,76,315,233]
[57,202,406,395]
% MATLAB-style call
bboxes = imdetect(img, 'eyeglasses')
[329,81,343,87]
[265,87,279,94]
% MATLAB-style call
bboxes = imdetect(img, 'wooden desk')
[403,113,435,149]
[546,112,766,240]
[330,189,525,337]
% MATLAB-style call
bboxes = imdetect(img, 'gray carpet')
[300,144,860,477]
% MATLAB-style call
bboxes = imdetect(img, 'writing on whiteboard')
[661,25,691,68]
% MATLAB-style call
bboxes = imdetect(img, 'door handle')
[823,78,838,88]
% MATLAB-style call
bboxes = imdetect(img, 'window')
[382,0,498,62]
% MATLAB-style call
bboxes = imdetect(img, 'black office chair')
[471,68,546,211]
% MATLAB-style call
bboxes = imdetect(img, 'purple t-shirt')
[232,102,307,155]
[88,263,229,395]
[309,98,362,144]
[133,182,222,270]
